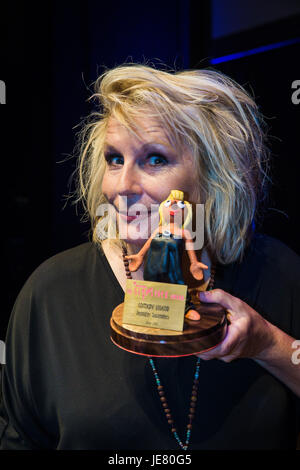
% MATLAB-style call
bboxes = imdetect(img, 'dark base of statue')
[110,301,228,357]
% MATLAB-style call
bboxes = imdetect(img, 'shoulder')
[247,233,300,284]
[250,232,299,261]
[8,242,110,331]
[17,242,104,302]
[30,242,94,278]
[243,233,300,336]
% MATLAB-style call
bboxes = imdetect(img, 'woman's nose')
[117,164,142,197]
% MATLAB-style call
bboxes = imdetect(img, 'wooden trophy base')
[110,302,228,357]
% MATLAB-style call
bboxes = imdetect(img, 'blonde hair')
[73,63,270,264]
[158,190,192,228]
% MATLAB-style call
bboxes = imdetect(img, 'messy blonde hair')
[74,64,270,264]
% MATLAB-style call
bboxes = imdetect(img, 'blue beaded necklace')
[122,245,216,450]
[148,356,201,450]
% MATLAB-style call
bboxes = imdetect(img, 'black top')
[0,233,300,450]
[144,231,185,284]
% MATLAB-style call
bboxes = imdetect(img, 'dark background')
[0,0,299,340]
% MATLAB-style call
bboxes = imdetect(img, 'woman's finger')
[199,289,243,315]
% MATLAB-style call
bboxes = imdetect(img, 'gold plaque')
[123,279,187,332]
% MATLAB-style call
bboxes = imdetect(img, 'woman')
[1,64,299,450]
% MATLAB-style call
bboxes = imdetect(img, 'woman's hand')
[124,254,144,272]
[196,289,275,362]
[190,261,208,280]
[196,288,300,397]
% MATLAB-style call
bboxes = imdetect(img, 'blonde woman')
[1,64,299,450]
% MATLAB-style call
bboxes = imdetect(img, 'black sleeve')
[234,233,300,340]
[0,274,55,449]
[0,367,32,449]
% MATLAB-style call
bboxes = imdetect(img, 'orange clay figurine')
[125,190,208,320]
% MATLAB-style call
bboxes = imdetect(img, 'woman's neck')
[126,241,146,255]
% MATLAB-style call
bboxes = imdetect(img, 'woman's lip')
[118,211,152,221]
[118,213,138,221]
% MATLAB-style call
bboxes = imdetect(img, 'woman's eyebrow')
[103,141,173,154]
[103,144,121,154]
[140,141,172,151]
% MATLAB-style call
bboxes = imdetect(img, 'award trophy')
[110,190,227,357]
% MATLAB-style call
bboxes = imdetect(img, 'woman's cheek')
[101,174,113,200]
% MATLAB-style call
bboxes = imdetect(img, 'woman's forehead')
[108,114,184,145]
[106,116,167,138]
[104,115,187,154]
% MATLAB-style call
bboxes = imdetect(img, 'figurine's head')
[159,190,192,228]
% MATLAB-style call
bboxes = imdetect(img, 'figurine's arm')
[125,227,160,272]
[183,229,208,281]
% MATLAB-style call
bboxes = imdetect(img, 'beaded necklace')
[122,245,216,450]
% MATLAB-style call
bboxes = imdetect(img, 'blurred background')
[0,0,299,340]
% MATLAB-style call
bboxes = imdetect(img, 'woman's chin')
[118,219,153,245]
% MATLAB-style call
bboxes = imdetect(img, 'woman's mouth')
[118,210,152,222]
[118,213,139,222]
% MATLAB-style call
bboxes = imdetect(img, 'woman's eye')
[105,154,124,166]
[104,152,168,168]
[164,200,171,207]
[147,155,168,166]
[178,201,185,209]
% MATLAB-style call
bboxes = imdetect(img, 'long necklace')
[122,245,216,450]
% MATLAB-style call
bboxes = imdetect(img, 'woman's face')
[101,116,198,245]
